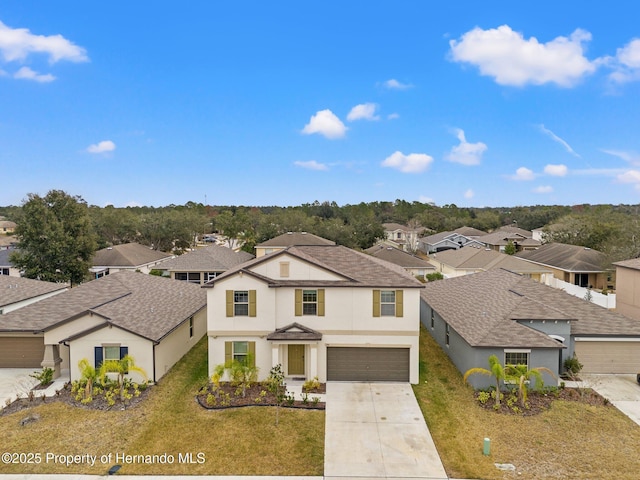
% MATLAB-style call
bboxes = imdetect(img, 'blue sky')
[1,1,640,208]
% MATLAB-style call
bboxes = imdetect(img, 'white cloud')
[0,20,88,63]
[347,103,380,122]
[533,185,553,193]
[512,167,535,180]
[608,38,640,83]
[87,140,116,154]
[449,25,596,87]
[387,113,400,120]
[601,149,640,166]
[381,151,433,173]
[418,195,435,204]
[383,79,412,90]
[293,160,328,171]
[446,129,487,166]
[617,170,640,186]
[544,164,568,176]
[301,109,347,139]
[464,189,474,199]
[13,66,55,82]
[538,124,580,157]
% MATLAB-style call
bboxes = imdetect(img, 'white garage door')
[575,339,640,374]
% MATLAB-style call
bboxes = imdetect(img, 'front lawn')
[413,325,640,480]
[1,337,325,476]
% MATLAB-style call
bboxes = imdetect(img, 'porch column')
[309,343,318,379]
[271,344,280,369]
[41,344,62,379]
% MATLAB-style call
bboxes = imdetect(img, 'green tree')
[78,358,98,400]
[505,364,556,408]
[10,190,97,286]
[504,240,516,255]
[463,355,507,406]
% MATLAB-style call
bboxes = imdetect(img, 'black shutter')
[120,346,128,359]
[94,347,103,369]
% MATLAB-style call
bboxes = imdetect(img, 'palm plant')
[98,354,147,401]
[505,364,556,407]
[78,358,98,400]
[463,355,506,406]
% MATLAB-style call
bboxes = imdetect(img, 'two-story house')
[205,245,424,383]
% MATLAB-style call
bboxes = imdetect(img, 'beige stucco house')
[0,271,206,382]
[91,243,172,278]
[613,258,640,320]
[205,245,424,384]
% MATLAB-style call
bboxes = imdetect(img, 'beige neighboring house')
[382,223,426,252]
[154,245,254,284]
[0,271,206,381]
[477,225,541,253]
[365,245,435,280]
[428,245,553,281]
[516,242,613,290]
[0,247,20,277]
[255,232,335,257]
[0,220,16,234]
[91,242,172,278]
[0,275,67,315]
[613,258,640,320]
[205,245,424,384]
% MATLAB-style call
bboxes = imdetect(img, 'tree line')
[3,190,640,285]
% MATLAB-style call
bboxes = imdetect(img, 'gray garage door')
[0,337,45,368]
[575,340,640,374]
[327,347,409,381]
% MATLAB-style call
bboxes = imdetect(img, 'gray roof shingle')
[256,232,336,248]
[516,243,609,272]
[0,276,67,309]
[155,245,254,272]
[92,243,171,268]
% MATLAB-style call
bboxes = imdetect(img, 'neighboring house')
[382,223,426,252]
[153,245,254,284]
[451,226,487,237]
[476,226,540,253]
[516,242,613,290]
[428,245,553,282]
[205,245,424,384]
[91,243,172,277]
[420,269,640,390]
[365,245,435,280]
[0,275,67,315]
[613,258,640,320]
[0,247,20,277]
[0,271,206,382]
[418,230,485,254]
[255,232,335,257]
[0,220,16,234]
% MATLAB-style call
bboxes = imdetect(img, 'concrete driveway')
[579,374,640,426]
[0,368,39,408]
[324,382,447,480]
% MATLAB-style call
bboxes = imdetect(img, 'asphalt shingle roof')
[431,245,551,274]
[155,245,254,272]
[0,271,206,341]
[421,269,640,348]
[256,232,336,248]
[0,276,67,309]
[92,243,171,268]
[516,242,609,272]
[366,246,435,270]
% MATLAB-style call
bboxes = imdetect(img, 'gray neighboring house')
[153,245,254,284]
[0,247,20,277]
[418,229,485,254]
[0,275,67,315]
[420,269,640,390]
[0,271,206,381]
[255,232,336,257]
[91,243,172,278]
[365,245,435,280]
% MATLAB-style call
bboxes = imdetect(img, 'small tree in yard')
[267,364,286,426]
[99,355,147,402]
[78,358,98,400]
[226,355,258,398]
[463,355,507,407]
[505,364,556,408]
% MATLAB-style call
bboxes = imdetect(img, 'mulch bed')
[1,382,151,417]
[475,387,610,416]
[196,382,326,410]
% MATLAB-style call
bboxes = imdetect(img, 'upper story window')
[372,289,403,317]
[226,290,257,317]
[295,289,325,316]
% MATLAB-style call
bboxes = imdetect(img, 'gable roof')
[421,269,640,348]
[515,242,609,272]
[477,230,540,248]
[366,245,435,270]
[613,258,640,271]
[266,322,322,341]
[431,245,551,274]
[92,243,172,268]
[256,232,336,248]
[0,271,206,342]
[452,226,487,237]
[155,245,254,272]
[0,247,15,268]
[206,245,424,289]
[0,275,67,309]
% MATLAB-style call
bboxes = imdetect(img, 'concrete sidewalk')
[324,382,447,479]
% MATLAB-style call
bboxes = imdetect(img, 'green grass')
[413,325,640,480]
[1,337,325,475]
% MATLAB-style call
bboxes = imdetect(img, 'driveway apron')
[324,382,447,480]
